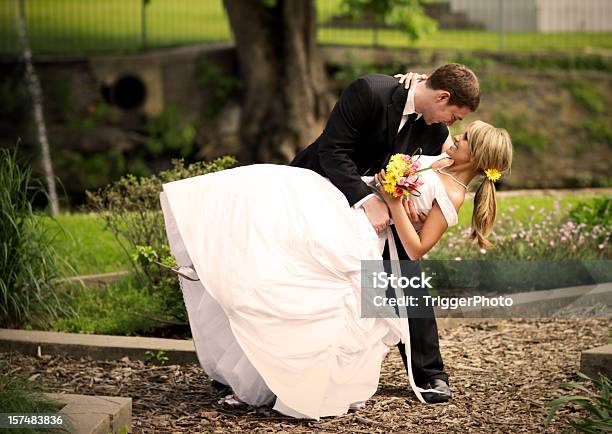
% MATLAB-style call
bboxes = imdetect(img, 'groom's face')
[425,102,471,127]
[422,90,472,126]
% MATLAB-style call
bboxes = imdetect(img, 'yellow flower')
[484,168,502,182]
[383,154,407,196]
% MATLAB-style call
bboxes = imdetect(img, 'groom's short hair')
[427,63,480,112]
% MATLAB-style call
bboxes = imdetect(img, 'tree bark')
[16,0,59,215]
[224,0,332,163]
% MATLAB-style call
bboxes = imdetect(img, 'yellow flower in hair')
[484,168,502,182]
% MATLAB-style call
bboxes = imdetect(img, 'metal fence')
[1,0,611,56]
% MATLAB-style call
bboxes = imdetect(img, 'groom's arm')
[317,77,375,207]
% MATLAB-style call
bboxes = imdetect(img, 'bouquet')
[378,152,430,198]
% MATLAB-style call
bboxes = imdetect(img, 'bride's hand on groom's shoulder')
[394,72,428,90]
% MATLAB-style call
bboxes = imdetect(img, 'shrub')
[568,196,612,243]
[86,156,237,323]
[145,105,197,157]
[569,196,612,228]
[0,147,69,328]
[196,61,242,118]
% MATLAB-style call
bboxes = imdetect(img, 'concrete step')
[0,328,197,365]
[580,344,612,378]
[54,271,129,286]
[49,393,132,434]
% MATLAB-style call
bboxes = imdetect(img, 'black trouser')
[382,226,448,387]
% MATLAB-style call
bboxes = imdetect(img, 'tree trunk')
[15,0,59,215]
[224,0,333,163]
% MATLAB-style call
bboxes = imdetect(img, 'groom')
[291,63,480,403]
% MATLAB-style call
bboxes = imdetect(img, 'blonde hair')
[466,120,513,249]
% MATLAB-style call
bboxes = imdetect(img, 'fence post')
[498,0,505,50]
[15,0,60,215]
[141,0,150,50]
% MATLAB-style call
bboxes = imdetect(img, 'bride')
[159,120,512,420]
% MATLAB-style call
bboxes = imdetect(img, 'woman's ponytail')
[471,177,497,249]
[465,120,513,249]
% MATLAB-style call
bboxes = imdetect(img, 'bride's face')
[447,131,471,164]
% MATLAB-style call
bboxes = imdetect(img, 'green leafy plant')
[196,61,242,118]
[145,350,170,365]
[339,0,437,42]
[133,244,177,270]
[568,196,612,243]
[146,105,197,157]
[0,147,70,328]
[86,156,237,323]
[546,372,611,433]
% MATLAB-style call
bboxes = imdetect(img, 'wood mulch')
[1,318,609,433]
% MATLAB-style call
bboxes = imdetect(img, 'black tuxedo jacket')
[291,74,449,206]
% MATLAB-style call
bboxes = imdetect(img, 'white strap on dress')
[385,228,449,403]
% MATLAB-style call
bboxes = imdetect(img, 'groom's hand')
[403,198,428,224]
[363,196,390,234]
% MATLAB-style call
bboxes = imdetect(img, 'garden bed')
[2,318,608,433]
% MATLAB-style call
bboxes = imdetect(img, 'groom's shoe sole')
[421,391,451,403]
[421,378,451,403]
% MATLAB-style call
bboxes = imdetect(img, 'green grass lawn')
[456,191,605,227]
[42,212,131,276]
[1,0,610,55]
[42,191,608,277]
[318,28,612,51]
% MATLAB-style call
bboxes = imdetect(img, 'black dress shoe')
[421,378,451,403]
[211,379,230,391]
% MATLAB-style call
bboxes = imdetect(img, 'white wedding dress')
[160,154,457,420]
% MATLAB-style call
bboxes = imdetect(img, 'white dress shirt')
[397,88,422,132]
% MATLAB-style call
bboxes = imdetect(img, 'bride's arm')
[388,199,448,260]
[374,171,448,260]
